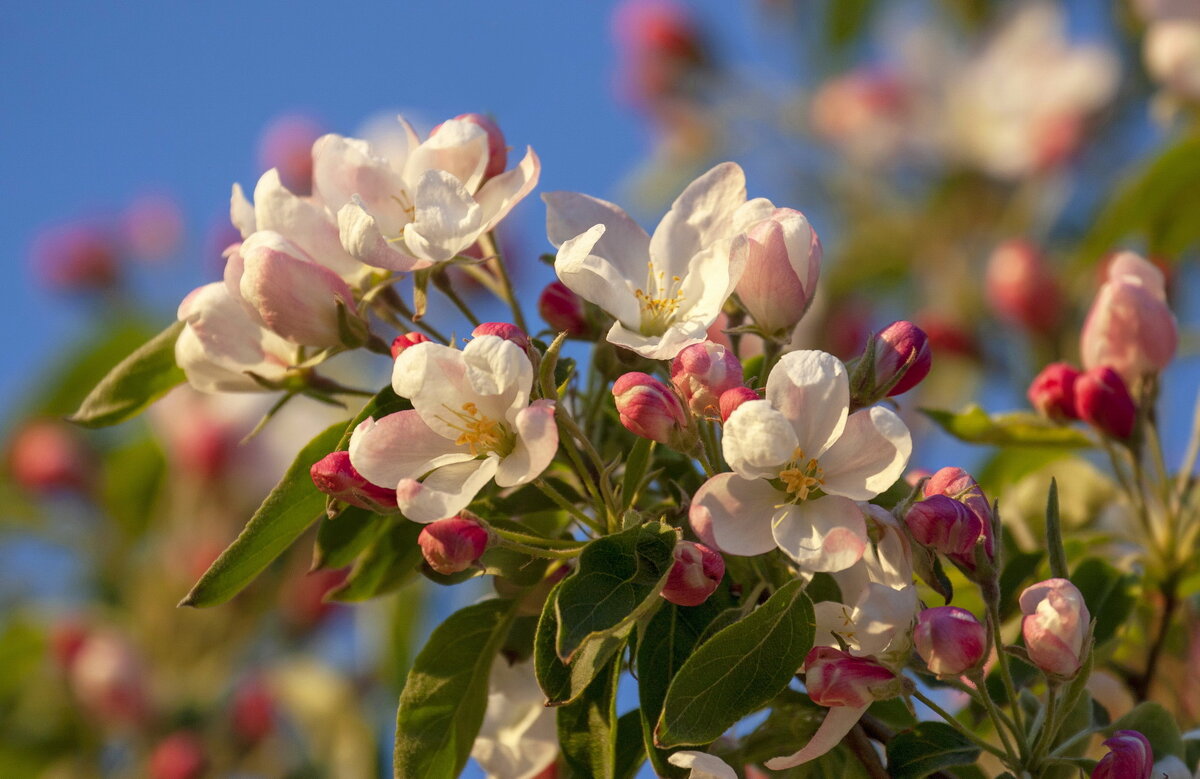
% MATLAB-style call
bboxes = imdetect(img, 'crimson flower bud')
[33,221,121,292]
[715,386,753,422]
[310,451,398,511]
[7,420,92,493]
[1092,730,1153,779]
[670,341,744,416]
[1075,366,1136,439]
[391,332,432,359]
[1020,578,1089,677]
[923,467,994,573]
[914,607,987,676]
[661,541,724,606]
[1028,362,1080,420]
[874,321,932,396]
[472,322,530,351]
[418,516,491,575]
[905,495,983,558]
[149,731,207,779]
[612,372,690,447]
[803,647,901,708]
[538,281,589,337]
[122,193,185,262]
[1081,251,1177,385]
[231,677,275,745]
[985,240,1063,334]
[718,386,759,423]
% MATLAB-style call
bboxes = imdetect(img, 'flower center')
[778,447,825,501]
[634,260,685,336]
[436,402,514,458]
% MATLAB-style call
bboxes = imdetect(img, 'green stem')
[479,232,528,332]
[1029,681,1061,769]
[489,526,586,550]
[375,290,449,342]
[534,478,603,535]
[966,671,1020,764]
[910,689,1011,763]
[492,536,583,560]
[432,270,482,327]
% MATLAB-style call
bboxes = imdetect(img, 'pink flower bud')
[613,0,707,106]
[874,321,932,396]
[122,193,185,262]
[538,280,589,337]
[1028,362,1081,420]
[923,467,994,572]
[1020,578,1090,677]
[670,341,744,416]
[718,386,759,423]
[149,731,207,779]
[7,420,92,493]
[32,221,121,292]
[447,113,508,180]
[985,240,1063,334]
[310,451,398,511]
[391,332,432,359]
[418,516,491,575]
[661,541,724,606]
[905,495,984,559]
[472,322,530,351]
[231,677,275,745]
[1081,251,1178,385]
[257,113,323,196]
[1092,730,1154,779]
[733,208,822,335]
[1075,366,1136,439]
[612,372,690,446]
[803,647,900,708]
[914,607,987,676]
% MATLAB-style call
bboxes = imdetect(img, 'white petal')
[472,657,557,779]
[604,319,706,361]
[495,399,558,487]
[476,146,541,232]
[764,704,869,770]
[311,133,406,220]
[230,183,256,238]
[543,190,651,261]
[554,224,641,326]
[348,412,473,490]
[397,457,499,523]
[404,119,489,193]
[461,335,533,421]
[722,400,799,480]
[848,583,919,657]
[766,350,849,457]
[818,406,911,501]
[175,325,264,393]
[252,168,363,280]
[402,170,483,264]
[649,162,747,279]
[690,473,783,556]
[666,750,738,779]
[771,496,868,572]
[337,198,429,273]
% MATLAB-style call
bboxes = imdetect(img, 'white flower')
[349,336,557,523]
[667,750,737,779]
[175,282,294,393]
[320,115,540,272]
[544,162,771,360]
[471,657,557,779]
[689,351,911,572]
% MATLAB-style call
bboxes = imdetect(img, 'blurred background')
[2,0,1198,776]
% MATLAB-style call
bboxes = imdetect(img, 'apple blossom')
[1092,730,1154,779]
[1020,578,1090,677]
[319,115,540,271]
[471,657,557,779]
[667,751,737,779]
[175,282,294,394]
[434,113,508,181]
[613,372,691,447]
[905,495,983,560]
[348,336,557,523]
[472,322,530,352]
[985,240,1063,334]
[1076,366,1137,440]
[1145,20,1200,101]
[1081,252,1178,385]
[731,208,821,336]
[1028,362,1081,420]
[310,450,398,512]
[417,516,491,575]
[661,541,724,606]
[689,350,911,572]
[544,162,771,360]
[670,341,744,416]
[922,467,994,572]
[914,606,987,676]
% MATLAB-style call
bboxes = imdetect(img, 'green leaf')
[312,506,386,571]
[637,602,723,776]
[885,721,982,779]
[536,582,630,706]
[558,655,620,779]
[827,0,874,46]
[99,435,165,539]
[655,579,815,748]
[615,710,647,779]
[1107,702,1185,761]
[998,550,1043,621]
[68,320,186,428]
[555,522,677,662]
[180,421,344,607]
[1045,479,1068,580]
[621,437,653,509]
[922,405,1093,448]
[327,519,423,602]
[394,598,519,778]
[1070,558,1135,645]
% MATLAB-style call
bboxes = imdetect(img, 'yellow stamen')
[633,261,686,336]
[435,402,514,457]
[778,447,825,501]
